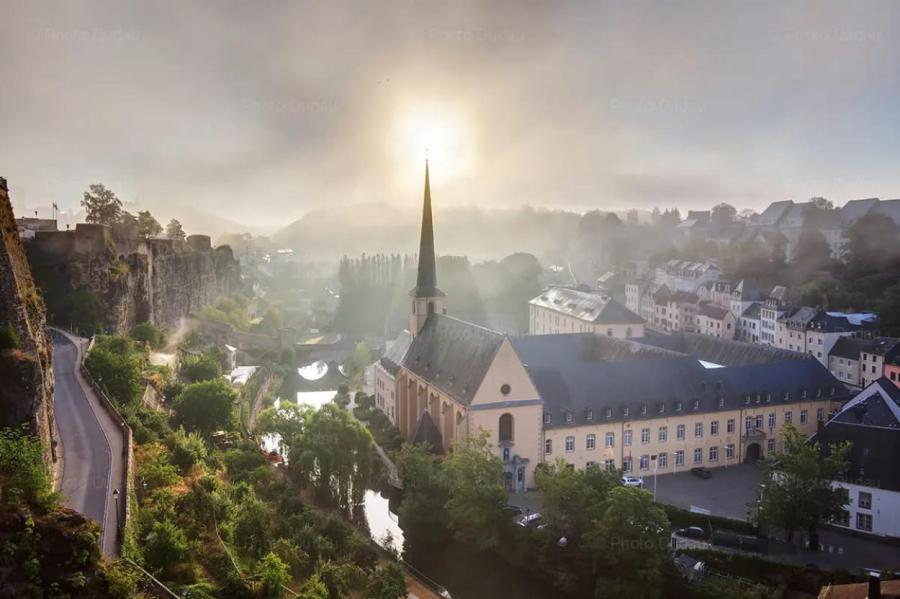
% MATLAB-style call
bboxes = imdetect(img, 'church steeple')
[409,160,446,337]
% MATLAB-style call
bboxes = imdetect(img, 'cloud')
[2,0,899,228]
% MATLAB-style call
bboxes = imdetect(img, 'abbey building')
[373,164,850,493]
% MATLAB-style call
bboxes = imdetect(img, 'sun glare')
[391,103,474,184]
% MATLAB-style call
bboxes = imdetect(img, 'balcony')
[742,428,768,442]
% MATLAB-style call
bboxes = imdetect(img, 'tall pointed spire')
[411,160,444,297]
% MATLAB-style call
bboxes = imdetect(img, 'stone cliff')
[27,220,240,334]
[0,177,56,469]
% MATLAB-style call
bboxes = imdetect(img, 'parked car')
[674,526,708,540]
[515,512,545,528]
[691,467,712,479]
[621,476,645,488]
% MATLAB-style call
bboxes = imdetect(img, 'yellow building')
[384,163,850,493]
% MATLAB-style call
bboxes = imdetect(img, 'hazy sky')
[2,0,899,228]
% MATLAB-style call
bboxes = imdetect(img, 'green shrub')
[85,342,143,406]
[658,503,758,536]
[167,427,208,473]
[173,379,237,435]
[0,322,21,350]
[130,322,163,348]
[0,427,57,509]
[180,354,222,383]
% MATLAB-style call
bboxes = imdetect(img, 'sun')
[390,102,475,184]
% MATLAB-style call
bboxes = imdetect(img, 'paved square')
[646,463,763,521]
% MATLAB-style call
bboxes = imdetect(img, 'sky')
[2,0,900,229]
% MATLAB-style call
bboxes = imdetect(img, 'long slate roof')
[402,314,504,404]
[634,332,810,366]
[529,287,644,324]
[378,329,412,375]
[510,333,845,428]
[698,303,731,320]
[829,378,900,429]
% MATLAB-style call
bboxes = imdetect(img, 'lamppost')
[112,488,121,538]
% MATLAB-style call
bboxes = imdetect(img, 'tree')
[81,183,122,225]
[256,402,311,456]
[809,196,834,211]
[85,345,143,406]
[137,210,163,238]
[877,281,900,336]
[758,423,851,547]
[585,486,670,599]
[366,563,407,599]
[256,553,290,599]
[130,321,163,348]
[711,203,737,227]
[234,492,275,558]
[173,379,237,434]
[845,213,900,276]
[353,342,372,373]
[180,354,222,383]
[298,574,329,599]
[167,427,208,473]
[143,519,190,572]
[440,432,506,550]
[288,403,373,507]
[166,219,186,241]
[0,428,58,509]
[792,229,832,271]
[535,459,618,542]
[396,444,450,546]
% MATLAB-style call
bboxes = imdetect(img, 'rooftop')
[529,287,644,324]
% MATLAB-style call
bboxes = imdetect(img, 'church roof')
[409,161,444,298]
[529,287,644,324]
[412,410,444,454]
[402,314,504,405]
[378,329,413,375]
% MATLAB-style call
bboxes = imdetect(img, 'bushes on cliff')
[180,353,222,383]
[85,341,143,406]
[173,379,237,435]
[0,427,57,509]
[0,322,21,350]
[130,322,163,349]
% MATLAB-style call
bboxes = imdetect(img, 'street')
[52,330,124,556]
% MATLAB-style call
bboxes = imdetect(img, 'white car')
[621,476,644,488]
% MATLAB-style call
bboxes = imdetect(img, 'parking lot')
[648,463,764,521]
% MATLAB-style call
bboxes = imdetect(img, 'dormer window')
[586,409,594,421]
[544,412,551,425]
[623,407,630,417]
[755,394,762,404]
[783,391,791,401]
[800,389,808,399]
[765,393,772,403]
[744,395,751,405]
[675,401,683,412]
[692,399,700,410]
[565,411,573,423]
[658,403,665,414]
[815,388,822,398]
[829,386,836,396]
[605,408,612,419]
[641,404,648,416]
[718,397,725,408]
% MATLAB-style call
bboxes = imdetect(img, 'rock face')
[27,219,240,334]
[0,177,56,469]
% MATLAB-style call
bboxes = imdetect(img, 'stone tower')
[409,161,446,337]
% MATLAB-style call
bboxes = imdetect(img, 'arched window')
[499,413,513,443]
[428,301,435,314]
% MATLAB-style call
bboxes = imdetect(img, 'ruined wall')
[0,177,56,470]
[28,221,240,334]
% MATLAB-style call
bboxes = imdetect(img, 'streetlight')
[112,488,121,536]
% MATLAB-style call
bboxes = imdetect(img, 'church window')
[499,413,513,443]
[500,384,511,396]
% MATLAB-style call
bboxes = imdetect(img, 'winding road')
[51,329,124,556]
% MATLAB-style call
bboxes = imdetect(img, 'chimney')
[867,569,881,599]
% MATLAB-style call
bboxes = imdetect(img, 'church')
[374,163,850,493]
